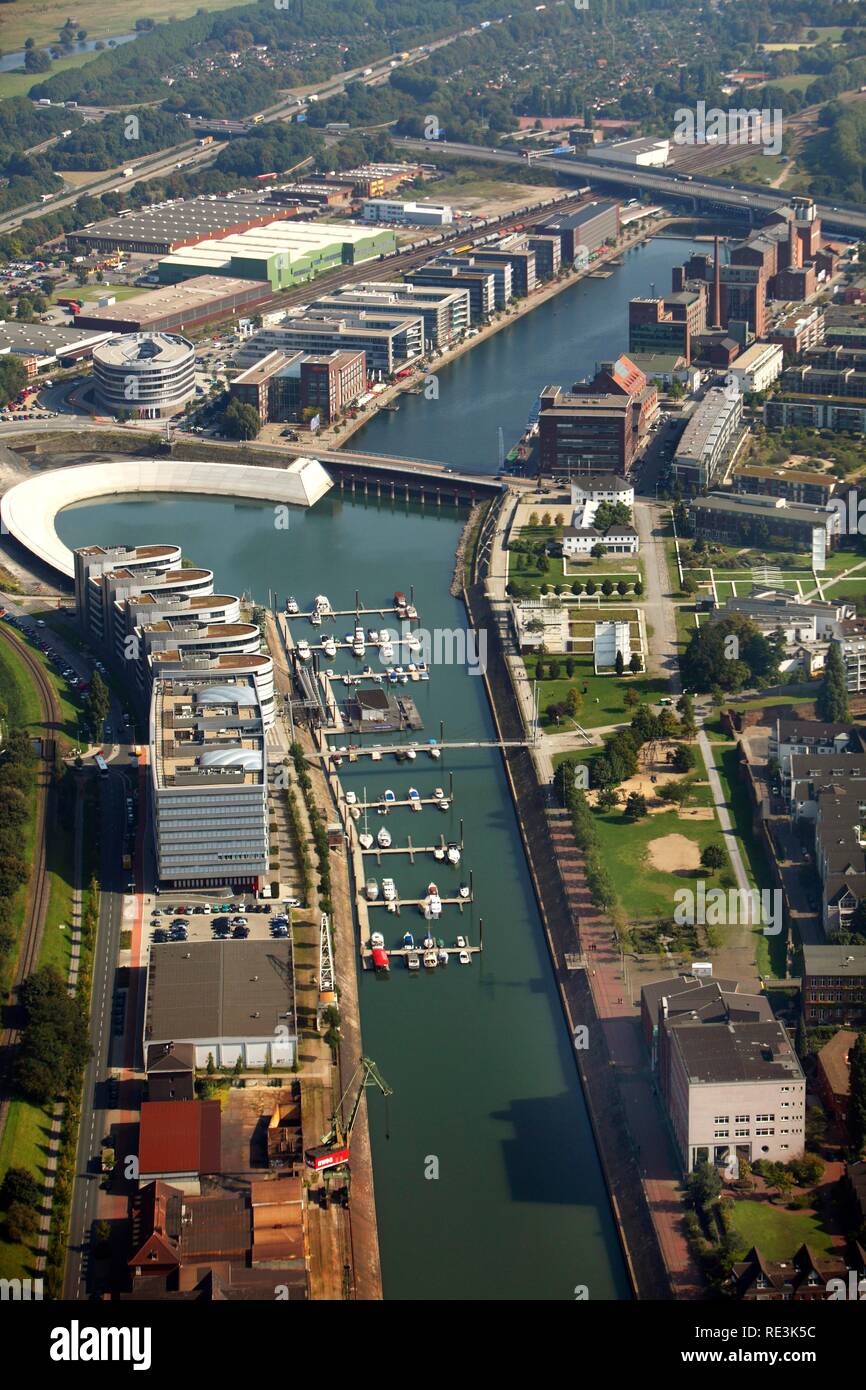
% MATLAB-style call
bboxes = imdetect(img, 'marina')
[55,241,689,1295]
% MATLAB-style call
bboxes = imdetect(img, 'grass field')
[0,1097,53,1280]
[50,282,144,305]
[528,653,668,729]
[0,48,102,101]
[728,1200,836,1260]
[590,804,728,920]
[0,0,241,52]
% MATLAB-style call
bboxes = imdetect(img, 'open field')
[0,0,242,52]
[0,48,102,101]
[590,805,729,920]
[0,1097,53,1280]
[421,174,563,218]
[50,281,145,305]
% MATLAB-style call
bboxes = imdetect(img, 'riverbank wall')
[460,511,671,1300]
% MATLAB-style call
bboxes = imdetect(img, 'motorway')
[394,136,866,238]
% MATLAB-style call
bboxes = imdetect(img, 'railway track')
[0,624,62,1141]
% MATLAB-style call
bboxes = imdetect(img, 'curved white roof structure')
[0,455,332,579]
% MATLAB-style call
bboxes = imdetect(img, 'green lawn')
[590,804,728,920]
[528,654,666,729]
[728,1200,837,1260]
[0,1097,53,1280]
[50,282,145,305]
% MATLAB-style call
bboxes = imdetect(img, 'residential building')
[764,397,866,433]
[570,475,634,508]
[562,522,639,557]
[526,233,561,280]
[145,1042,196,1103]
[815,1029,859,1135]
[732,462,838,507]
[730,1245,857,1301]
[628,298,691,362]
[728,341,783,394]
[768,307,825,357]
[688,492,839,558]
[802,945,866,1027]
[673,387,744,491]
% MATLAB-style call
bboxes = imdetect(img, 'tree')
[596,786,619,811]
[601,578,614,596]
[671,743,696,773]
[24,48,52,74]
[549,659,561,680]
[5,1201,38,1243]
[590,543,607,559]
[528,512,539,528]
[681,573,698,596]
[206,1052,216,1075]
[585,579,596,596]
[816,642,850,723]
[223,397,261,440]
[535,660,545,682]
[629,652,642,675]
[617,580,628,596]
[624,687,640,709]
[0,1167,40,1210]
[633,578,643,597]
[700,843,726,873]
[614,650,624,676]
[566,688,581,719]
[624,791,647,819]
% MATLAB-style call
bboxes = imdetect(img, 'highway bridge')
[396,136,866,239]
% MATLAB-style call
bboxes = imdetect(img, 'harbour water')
[54,234,701,1299]
[353,234,706,472]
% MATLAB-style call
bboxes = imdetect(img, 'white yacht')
[382,877,397,902]
[315,594,332,615]
[323,636,337,658]
[370,930,385,948]
[286,596,299,614]
[344,790,357,805]
[310,609,321,627]
[296,640,312,661]
[377,826,392,849]
[365,878,379,901]
[446,843,461,866]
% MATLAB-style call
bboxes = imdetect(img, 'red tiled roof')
[139,1100,222,1176]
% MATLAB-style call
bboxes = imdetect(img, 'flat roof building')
[149,673,269,889]
[143,938,297,1068]
[157,221,396,292]
[673,387,744,490]
[688,491,839,558]
[308,280,470,350]
[0,319,113,370]
[70,198,300,256]
[74,275,273,335]
[238,308,422,374]
[92,332,196,420]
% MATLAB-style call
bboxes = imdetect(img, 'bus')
[94,754,109,778]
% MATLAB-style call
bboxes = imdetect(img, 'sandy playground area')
[646,833,703,874]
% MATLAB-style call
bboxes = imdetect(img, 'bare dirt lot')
[646,833,703,874]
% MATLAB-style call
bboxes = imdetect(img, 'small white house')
[594,620,631,671]
[570,475,634,508]
[563,524,639,557]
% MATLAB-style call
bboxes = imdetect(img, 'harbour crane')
[305,1056,393,1173]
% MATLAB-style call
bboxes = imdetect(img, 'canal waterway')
[54,234,702,1299]
[354,234,707,472]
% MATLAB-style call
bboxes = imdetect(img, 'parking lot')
[145,898,300,946]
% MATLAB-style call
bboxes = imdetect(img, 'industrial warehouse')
[156,221,397,291]
[74,275,274,335]
[69,198,301,256]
